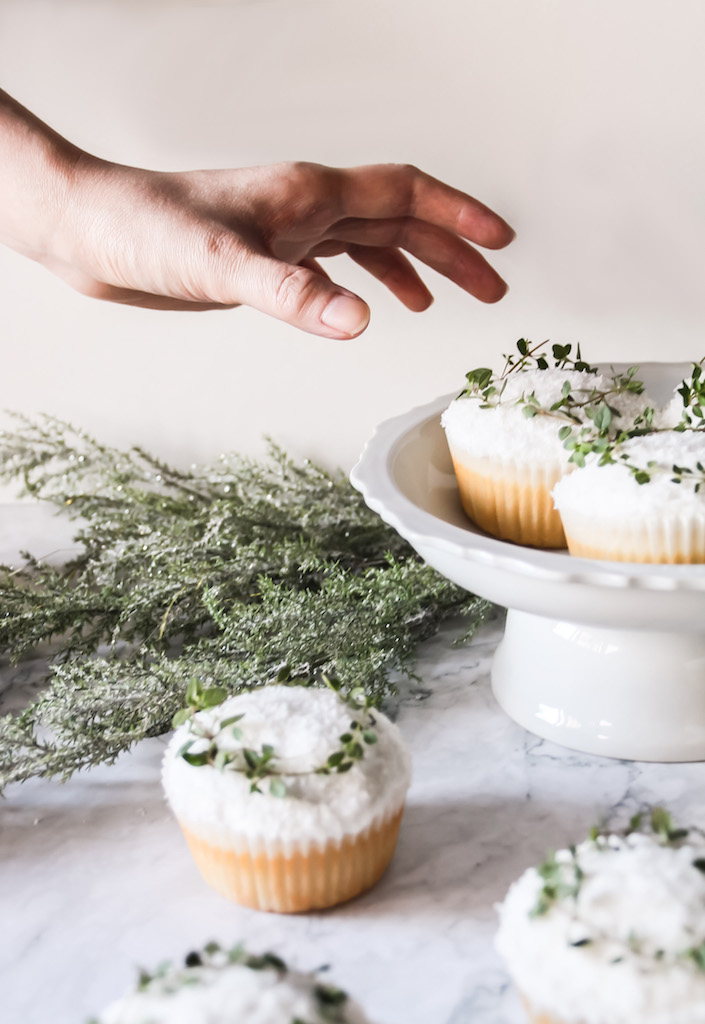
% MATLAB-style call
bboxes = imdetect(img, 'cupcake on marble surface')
[162,680,411,913]
[496,810,705,1024]
[552,431,705,563]
[441,341,651,549]
[91,941,370,1024]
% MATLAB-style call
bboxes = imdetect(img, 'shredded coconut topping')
[496,831,705,1024]
[96,952,370,1024]
[553,432,705,516]
[162,686,411,846]
[442,368,651,462]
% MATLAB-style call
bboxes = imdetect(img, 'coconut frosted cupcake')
[496,813,705,1024]
[442,342,650,548]
[552,431,705,563]
[91,941,371,1024]
[162,682,411,913]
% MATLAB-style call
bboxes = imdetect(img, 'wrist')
[0,89,87,265]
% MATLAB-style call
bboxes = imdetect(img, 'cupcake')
[442,344,650,549]
[90,941,371,1023]
[552,431,705,563]
[496,812,705,1024]
[162,683,411,913]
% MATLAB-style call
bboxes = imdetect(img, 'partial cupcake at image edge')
[89,940,371,1023]
[552,430,705,563]
[495,808,705,1024]
[441,340,653,549]
[162,676,412,913]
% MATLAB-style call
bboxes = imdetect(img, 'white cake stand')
[351,363,705,763]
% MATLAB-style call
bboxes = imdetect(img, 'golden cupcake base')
[450,452,567,549]
[561,513,705,564]
[179,806,404,913]
[521,993,581,1024]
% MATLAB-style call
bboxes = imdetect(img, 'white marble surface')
[4,608,705,1024]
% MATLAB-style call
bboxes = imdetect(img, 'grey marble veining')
[3,613,705,1024]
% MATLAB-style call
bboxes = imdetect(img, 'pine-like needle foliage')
[0,415,490,789]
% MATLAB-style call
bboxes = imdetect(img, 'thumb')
[234,252,370,339]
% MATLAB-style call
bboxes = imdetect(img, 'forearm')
[0,89,83,263]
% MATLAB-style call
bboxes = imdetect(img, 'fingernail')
[321,295,370,337]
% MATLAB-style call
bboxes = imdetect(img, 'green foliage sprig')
[458,338,598,405]
[532,808,705,973]
[459,340,648,472]
[0,416,491,790]
[674,360,705,431]
[87,941,352,1024]
[172,672,378,797]
[460,340,705,490]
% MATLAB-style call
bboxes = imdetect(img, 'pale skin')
[0,89,514,339]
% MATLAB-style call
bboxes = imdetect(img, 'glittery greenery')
[0,415,491,790]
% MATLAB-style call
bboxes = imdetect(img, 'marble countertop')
[3,509,705,1024]
[5,618,705,1024]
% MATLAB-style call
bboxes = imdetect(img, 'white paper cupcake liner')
[448,446,569,548]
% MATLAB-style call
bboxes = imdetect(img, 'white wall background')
[0,0,703,480]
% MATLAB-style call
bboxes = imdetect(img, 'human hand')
[48,158,514,338]
[0,92,514,338]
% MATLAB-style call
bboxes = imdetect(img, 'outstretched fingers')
[332,164,515,250]
[346,245,434,311]
[322,216,508,303]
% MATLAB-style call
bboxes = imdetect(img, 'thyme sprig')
[88,942,352,1024]
[530,846,584,919]
[531,808,705,974]
[533,807,691,919]
[459,339,648,468]
[674,360,705,431]
[171,672,378,797]
[0,418,492,790]
[458,338,598,404]
[460,340,705,489]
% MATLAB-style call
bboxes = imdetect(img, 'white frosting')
[660,391,690,429]
[162,686,411,847]
[496,832,705,1024]
[97,955,370,1024]
[442,368,651,462]
[552,431,705,517]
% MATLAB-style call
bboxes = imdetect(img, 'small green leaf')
[185,677,203,706]
[200,686,228,708]
[219,714,245,729]
[269,777,287,798]
[182,750,211,767]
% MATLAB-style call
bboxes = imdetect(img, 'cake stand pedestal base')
[492,609,705,762]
